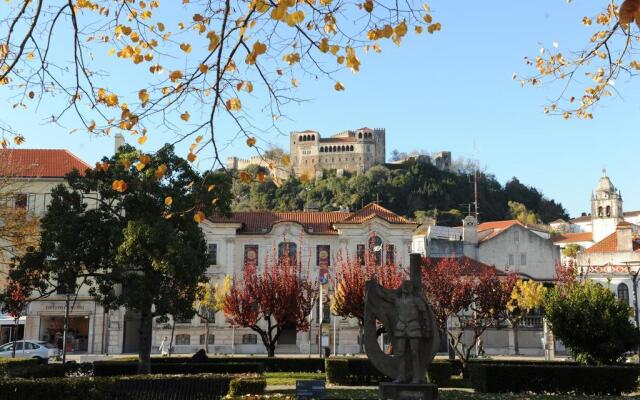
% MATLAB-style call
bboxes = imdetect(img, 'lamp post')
[622,262,640,364]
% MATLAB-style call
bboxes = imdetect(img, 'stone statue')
[364,254,439,399]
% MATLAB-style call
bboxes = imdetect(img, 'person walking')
[159,336,169,357]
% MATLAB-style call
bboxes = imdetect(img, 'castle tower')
[591,169,623,242]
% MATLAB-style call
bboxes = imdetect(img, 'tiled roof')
[423,256,504,276]
[551,232,593,244]
[477,220,521,232]
[208,203,415,235]
[583,231,640,254]
[624,211,640,217]
[570,215,591,223]
[0,149,91,178]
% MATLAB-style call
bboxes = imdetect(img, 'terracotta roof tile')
[583,231,640,254]
[551,232,593,244]
[208,203,415,235]
[477,220,521,232]
[0,149,91,178]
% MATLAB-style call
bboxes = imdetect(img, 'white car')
[0,340,59,360]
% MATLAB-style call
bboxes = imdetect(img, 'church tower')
[591,170,623,243]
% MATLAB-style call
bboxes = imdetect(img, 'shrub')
[0,358,39,377]
[467,363,640,395]
[149,356,325,373]
[545,279,640,364]
[324,358,451,387]
[92,361,264,376]
[0,373,233,400]
[3,362,94,379]
[228,376,267,396]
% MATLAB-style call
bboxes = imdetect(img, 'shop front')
[39,315,90,353]
[0,315,25,345]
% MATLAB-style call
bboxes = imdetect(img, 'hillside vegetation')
[231,160,567,226]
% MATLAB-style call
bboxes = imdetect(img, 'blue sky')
[4,0,639,218]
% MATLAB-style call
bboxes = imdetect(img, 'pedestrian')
[159,336,169,357]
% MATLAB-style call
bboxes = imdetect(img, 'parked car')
[0,340,59,360]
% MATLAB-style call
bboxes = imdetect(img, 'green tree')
[544,280,639,364]
[562,244,582,259]
[46,144,230,373]
[508,201,540,225]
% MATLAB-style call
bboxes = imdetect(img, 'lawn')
[265,372,326,386]
[264,388,639,400]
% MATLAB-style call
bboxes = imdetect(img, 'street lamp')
[622,261,640,364]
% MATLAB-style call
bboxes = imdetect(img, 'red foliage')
[331,243,406,324]
[555,259,578,286]
[223,246,317,357]
[422,257,516,364]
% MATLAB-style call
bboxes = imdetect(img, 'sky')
[3,0,639,218]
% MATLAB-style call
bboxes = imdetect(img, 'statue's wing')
[364,279,401,380]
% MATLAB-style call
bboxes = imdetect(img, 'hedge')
[325,358,451,387]
[150,356,325,373]
[0,373,233,400]
[228,376,267,396]
[92,361,264,376]
[3,362,93,379]
[467,363,640,395]
[0,358,39,378]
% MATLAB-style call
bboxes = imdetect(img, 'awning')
[0,315,26,326]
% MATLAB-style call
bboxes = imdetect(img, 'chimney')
[616,222,633,252]
[114,133,125,154]
[462,215,478,245]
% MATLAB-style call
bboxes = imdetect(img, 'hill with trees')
[231,159,567,226]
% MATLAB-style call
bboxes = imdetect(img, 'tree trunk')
[512,322,520,355]
[62,293,70,363]
[137,305,153,374]
[267,343,276,357]
[358,324,364,354]
[11,317,18,358]
[204,320,210,353]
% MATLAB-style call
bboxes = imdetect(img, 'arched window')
[617,283,630,305]
[598,206,603,217]
[341,145,345,152]
[319,147,324,153]
[358,132,362,139]
[332,146,337,152]
[311,134,315,141]
[606,205,611,217]
[350,145,354,151]
[299,135,304,142]
[368,235,383,265]
[278,242,297,265]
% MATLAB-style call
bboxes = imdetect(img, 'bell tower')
[591,169,623,243]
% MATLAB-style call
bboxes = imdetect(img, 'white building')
[105,203,418,355]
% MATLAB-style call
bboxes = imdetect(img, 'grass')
[263,388,639,400]
[265,372,326,386]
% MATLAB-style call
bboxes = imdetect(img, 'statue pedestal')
[378,382,438,400]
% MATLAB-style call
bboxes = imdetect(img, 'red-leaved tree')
[422,257,516,366]
[330,244,406,352]
[224,246,316,357]
[1,263,39,358]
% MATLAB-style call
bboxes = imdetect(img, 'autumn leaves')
[619,0,640,27]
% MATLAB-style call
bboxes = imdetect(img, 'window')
[242,334,258,344]
[369,235,383,265]
[617,283,630,305]
[278,242,297,265]
[357,244,365,266]
[598,206,603,217]
[606,205,611,217]
[0,343,14,352]
[199,309,215,324]
[207,244,217,265]
[244,245,259,268]
[56,281,76,296]
[508,254,514,266]
[386,244,395,265]
[513,231,519,244]
[199,334,215,345]
[14,193,27,209]
[520,253,527,266]
[317,245,330,266]
[175,334,190,345]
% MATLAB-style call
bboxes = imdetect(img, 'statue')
[364,254,439,399]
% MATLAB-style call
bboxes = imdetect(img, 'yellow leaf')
[164,196,173,206]
[246,137,256,147]
[281,154,290,166]
[239,171,252,183]
[138,89,149,105]
[194,211,205,223]
[13,135,25,145]
[137,135,148,145]
[363,0,373,12]
[291,78,299,87]
[169,70,183,82]
[195,135,203,143]
[135,161,146,171]
[156,163,167,178]
[181,111,190,121]
[112,179,128,192]
[334,82,345,91]
[157,22,165,31]
[187,152,197,162]
[180,43,192,53]
[199,64,209,74]
[207,184,215,192]
[226,98,242,111]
